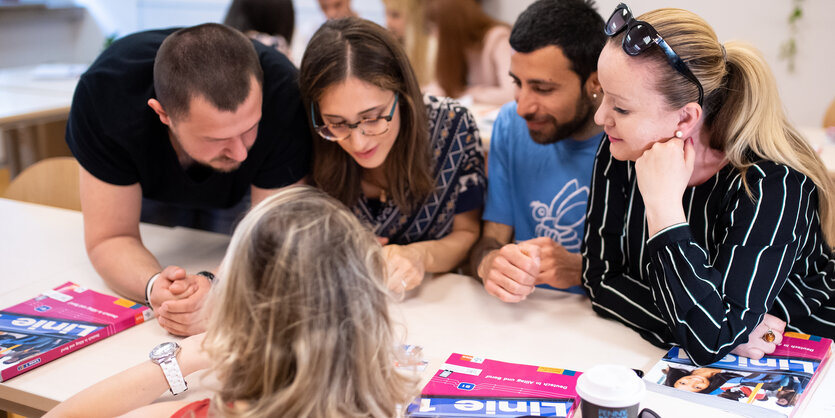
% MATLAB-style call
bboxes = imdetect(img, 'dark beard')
[526,94,596,144]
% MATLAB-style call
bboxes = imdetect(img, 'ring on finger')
[762,328,776,343]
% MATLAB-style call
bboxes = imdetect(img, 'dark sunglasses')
[604,3,704,107]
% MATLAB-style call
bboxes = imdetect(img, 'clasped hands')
[478,237,581,303]
[147,266,212,336]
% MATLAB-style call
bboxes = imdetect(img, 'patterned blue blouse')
[351,95,487,244]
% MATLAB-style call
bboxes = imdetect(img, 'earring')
[592,93,598,99]
[675,130,683,138]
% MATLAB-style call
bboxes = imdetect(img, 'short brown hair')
[299,17,434,213]
[153,23,264,120]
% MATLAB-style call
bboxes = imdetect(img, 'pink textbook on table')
[407,353,581,417]
[0,282,152,381]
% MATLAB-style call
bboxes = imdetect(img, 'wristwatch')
[196,270,215,284]
[149,342,188,395]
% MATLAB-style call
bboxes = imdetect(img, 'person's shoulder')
[495,101,519,123]
[81,28,175,85]
[423,94,471,119]
[484,24,511,45]
[254,38,296,73]
[743,160,815,191]
[92,28,175,65]
[255,39,299,103]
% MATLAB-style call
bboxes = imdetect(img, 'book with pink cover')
[0,282,153,381]
[407,353,581,417]
[644,332,833,418]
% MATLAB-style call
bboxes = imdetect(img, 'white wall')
[2,1,829,127]
[72,0,384,65]
[482,0,835,128]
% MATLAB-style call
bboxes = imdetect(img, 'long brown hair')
[204,186,419,417]
[428,0,506,98]
[617,8,834,246]
[299,17,434,213]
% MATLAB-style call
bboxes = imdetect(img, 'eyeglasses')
[311,93,399,141]
[604,3,704,107]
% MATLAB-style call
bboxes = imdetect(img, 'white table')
[0,65,81,176]
[1,198,833,417]
[0,198,228,416]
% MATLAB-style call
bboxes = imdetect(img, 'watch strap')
[196,271,215,284]
[159,355,188,395]
[144,273,160,310]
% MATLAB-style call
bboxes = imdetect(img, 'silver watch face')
[150,342,179,362]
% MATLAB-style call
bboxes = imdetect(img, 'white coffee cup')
[576,364,646,418]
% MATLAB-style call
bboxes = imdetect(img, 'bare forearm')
[45,361,169,418]
[88,236,161,301]
[470,236,503,281]
[409,229,480,273]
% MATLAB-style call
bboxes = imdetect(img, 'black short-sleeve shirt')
[66,28,311,210]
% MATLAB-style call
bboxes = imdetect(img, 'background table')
[0,65,81,177]
[1,198,833,417]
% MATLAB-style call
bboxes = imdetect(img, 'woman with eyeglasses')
[582,4,835,366]
[299,17,486,291]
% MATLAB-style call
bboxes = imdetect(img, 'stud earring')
[675,130,683,138]
[592,93,598,99]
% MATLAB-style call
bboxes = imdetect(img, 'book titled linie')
[643,332,833,418]
[0,282,152,381]
[407,353,581,417]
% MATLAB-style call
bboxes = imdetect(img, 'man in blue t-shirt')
[470,0,606,301]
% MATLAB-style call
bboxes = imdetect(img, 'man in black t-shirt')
[66,24,311,336]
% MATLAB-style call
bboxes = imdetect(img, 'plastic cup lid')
[576,364,646,408]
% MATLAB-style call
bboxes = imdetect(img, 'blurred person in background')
[425,0,513,106]
[318,0,357,20]
[383,0,437,87]
[224,0,295,58]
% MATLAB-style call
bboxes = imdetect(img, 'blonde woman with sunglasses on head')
[299,17,486,292]
[46,186,419,417]
[582,3,835,366]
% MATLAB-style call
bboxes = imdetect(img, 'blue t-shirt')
[483,101,602,293]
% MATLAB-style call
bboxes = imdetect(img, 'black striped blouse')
[581,138,835,365]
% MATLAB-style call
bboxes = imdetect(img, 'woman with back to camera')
[582,3,835,365]
[45,186,419,417]
[299,17,486,292]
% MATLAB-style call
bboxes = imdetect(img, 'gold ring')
[763,329,776,343]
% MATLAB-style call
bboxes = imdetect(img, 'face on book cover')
[674,374,710,392]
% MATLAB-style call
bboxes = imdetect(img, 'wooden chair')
[3,157,81,211]
[825,98,835,128]
[0,168,9,196]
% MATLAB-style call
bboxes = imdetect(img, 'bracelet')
[145,272,161,310]
[196,271,215,284]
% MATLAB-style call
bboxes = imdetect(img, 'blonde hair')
[628,8,835,246]
[382,0,435,86]
[202,186,419,417]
